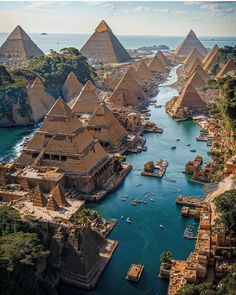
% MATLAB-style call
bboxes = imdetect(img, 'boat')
[176,138,180,141]
[171,146,176,150]
[124,194,129,199]
[142,200,147,204]
[190,149,196,153]
[40,32,48,35]
[126,217,132,224]
[121,216,124,219]
[121,197,126,201]
[125,264,144,282]
[186,144,191,146]
[150,198,154,202]
[154,105,162,108]
[160,224,164,229]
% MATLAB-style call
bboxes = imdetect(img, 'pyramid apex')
[31,77,44,88]
[67,71,78,80]
[48,97,72,117]
[95,20,111,33]
[83,80,96,91]
[188,29,196,37]
[95,103,106,115]
[7,25,31,41]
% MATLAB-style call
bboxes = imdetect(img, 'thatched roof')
[27,78,55,122]
[71,80,101,114]
[136,61,156,81]
[80,20,131,63]
[175,30,207,56]
[0,25,44,59]
[216,59,236,79]
[108,69,147,106]
[62,72,83,102]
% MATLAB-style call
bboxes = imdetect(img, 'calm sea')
[0,33,236,53]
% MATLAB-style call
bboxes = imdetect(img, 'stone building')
[0,25,44,60]
[80,20,131,63]
[87,103,128,152]
[175,30,207,56]
[16,98,113,194]
[62,71,83,102]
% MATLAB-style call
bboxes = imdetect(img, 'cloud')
[200,3,234,15]
[115,6,186,16]
[188,17,202,22]
[25,1,68,11]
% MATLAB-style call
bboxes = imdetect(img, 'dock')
[125,264,144,282]
[141,159,168,178]
[176,196,206,207]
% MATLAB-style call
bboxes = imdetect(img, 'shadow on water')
[59,65,211,295]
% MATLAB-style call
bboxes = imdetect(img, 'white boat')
[150,198,154,202]
[121,198,126,201]
[126,217,132,223]
[160,224,164,229]
[176,138,180,141]
[121,216,124,219]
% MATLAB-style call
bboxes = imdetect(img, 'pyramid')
[51,184,68,206]
[136,61,156,81]
[148,54,168,73]
[203,44,219,64]
[216,59,236,79]
[27,77,55,122]
[40,97,84,135]
[71,80,101,114]
[47,196,60,211]
[108,70,147,107]
[187,57,203,75]
[62,72,83,102]
[127,67,143,85]
[189,64,209,82]
[203,50,220,73]
[32,184,47,207]
[187,72,206,89]
[80,20,131,63]
[155,50,169,66]
[0,25,44,59]
[175,30,207,56]
[184,48,204,66]
[173,83,206,114]
[87,102,128,150]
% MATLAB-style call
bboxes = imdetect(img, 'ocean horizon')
[0,33,236,54]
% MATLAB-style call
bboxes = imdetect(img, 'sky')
[0,1,236,36]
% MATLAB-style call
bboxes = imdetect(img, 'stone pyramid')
[32,184,47,207]
[187,72,206,89]
[155,50,169,66]
[187,57,203,75]
[203,44,219,64]
[27,77,55,122]
[47,196,60,211]
[108,69,147,107]
[62,72,83,102]
[203,50,220,74]
[216,59,236,79]
[184,48,204,66]
[71,80,101,114]
[175,30,207,56]
[189,64,209,82]
[127,67,143,85]
[87,102,128,150]
[136,61,156,81]
[80,20,131,63]
[0,25,44,59]
[51,184,68,206]
[148,54,168,73]
[173,83,206,113]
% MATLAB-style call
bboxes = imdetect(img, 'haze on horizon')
[0,1,236,37]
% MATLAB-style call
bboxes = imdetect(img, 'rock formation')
[175,30,207,56]
[80,20,131,63]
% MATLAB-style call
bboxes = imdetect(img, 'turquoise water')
[57,66,211,295]
[0,33,235,53]
[0,66,211,294]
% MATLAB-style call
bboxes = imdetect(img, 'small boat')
[186,144,191,146]
[121,216,124,219]
[121,197,126,201]
[150,198,154,202]
[126,217,132,224]
[142,200,147,204]
[190,149,196,153]
[40,32,48,35]
[176,138,180,141]
[160,224,164,229]
[124,194,129,199]
[171,146,176,150]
